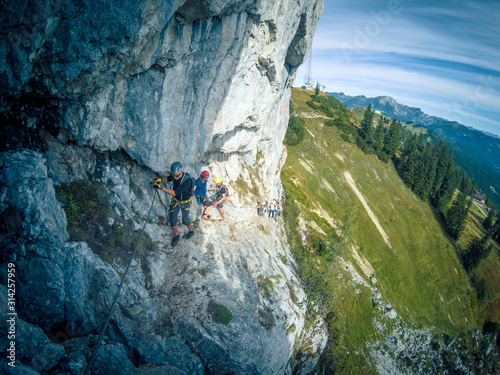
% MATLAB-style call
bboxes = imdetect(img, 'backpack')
[216,184,229,198]
[180,172,196,198]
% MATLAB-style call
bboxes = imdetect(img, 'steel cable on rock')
[83,190,157,375]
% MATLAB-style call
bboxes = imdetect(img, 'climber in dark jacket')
[153,162,194,247]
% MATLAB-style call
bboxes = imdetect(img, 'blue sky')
[296,0,500,136]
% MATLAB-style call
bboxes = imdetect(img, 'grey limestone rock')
[1,0,323,200]
[0,150,69,246]
[0,285,65,373]
[0,131,326,375]
[0,0,325,374]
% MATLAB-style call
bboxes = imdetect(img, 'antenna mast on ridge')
[303,51,313,89]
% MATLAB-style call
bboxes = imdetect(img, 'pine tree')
[494,220,500,243]
[431,141,451,194]
[414,142,438,200]
[360,104,374,144]
[462,234,492,272]
[445,192,470,240]
[397,134,418,188]
[411,137,428,198]
[483,210,495,230]
[438,171,457,212]
[457,168,473,196]
[432,147,456,211]
[399,135,430,192]
[383,119,401,157]
[373,122,384,152]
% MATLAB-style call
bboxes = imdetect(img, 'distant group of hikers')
[256,197,284,222]
[152,162,228,247]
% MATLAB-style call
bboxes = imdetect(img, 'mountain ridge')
[329,91,500,205]
[329,92,436,126]
[330,91,500,139]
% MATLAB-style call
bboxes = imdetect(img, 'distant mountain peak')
[328,90,500,205]
[377,96,396,105]
[328,92,434,125]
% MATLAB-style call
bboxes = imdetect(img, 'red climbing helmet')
[201,171,210,178]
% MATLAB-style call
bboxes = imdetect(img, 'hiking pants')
[210,194,224,208]
[168,199,191,227]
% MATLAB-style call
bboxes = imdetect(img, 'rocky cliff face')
[0,0,325,374]
[2,0,321,195]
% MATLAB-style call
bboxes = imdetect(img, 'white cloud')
[297,0,500,135]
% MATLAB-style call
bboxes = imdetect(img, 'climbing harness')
[168,197,192,212]
[83,191,157,375]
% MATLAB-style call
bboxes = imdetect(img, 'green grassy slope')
[459,199,500,323]
[282,88,489,372]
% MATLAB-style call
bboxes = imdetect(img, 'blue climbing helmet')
[170,161,183,175]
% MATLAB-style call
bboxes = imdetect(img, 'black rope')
[83,191,157,375]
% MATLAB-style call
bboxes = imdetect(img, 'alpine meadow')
[281,88,500,374]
